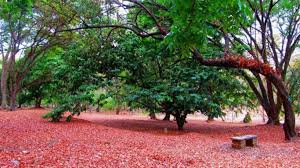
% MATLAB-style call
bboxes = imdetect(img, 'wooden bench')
[231,135,257,149]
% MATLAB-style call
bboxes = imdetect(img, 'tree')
[43,31,108,121]
[102,34,253,130]
[164,0,299,139]
[0,0,35,109]
[0,0,73,110]
[17,48,62,108]
[227,0,300,126]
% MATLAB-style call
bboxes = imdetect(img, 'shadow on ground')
[78,113,288,143]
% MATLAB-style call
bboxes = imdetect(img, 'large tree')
[101,34,254,130]
[45,0,299,139]
[0,0,73,110]
[165,0,300,139]
[222,0,300,126]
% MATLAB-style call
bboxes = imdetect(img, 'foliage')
[101,97,116,110]
[17,48,63,107]
[42,43,101,121]
[161,0,253,53]
[288,59,300,113]
[102,34,254,129]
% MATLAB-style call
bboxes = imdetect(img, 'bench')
[231,135,257,149]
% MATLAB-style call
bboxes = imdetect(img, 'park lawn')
[0,109,300,167]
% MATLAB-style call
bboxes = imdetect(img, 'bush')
[243,112,252,123]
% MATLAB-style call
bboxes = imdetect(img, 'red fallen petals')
[0,109,300,167]
[224,55,281,77]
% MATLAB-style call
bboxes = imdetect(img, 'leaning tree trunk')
[192,51,296,140]
[243,72,281,125]
[1,63,8,109]
[268,76,296,140]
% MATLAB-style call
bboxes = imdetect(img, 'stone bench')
[231,135,257,149]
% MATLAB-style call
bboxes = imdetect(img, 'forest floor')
[1,109,300,167]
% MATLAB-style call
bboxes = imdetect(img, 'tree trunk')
[116,107,121,115]
[192,51,296,140]
[175,112,187,131]
[265,81,281,125]
[9,50,17,111]
[9,77,17,111]
[9,74,17,111]
[269,77,296,140]
[266,115,280,125]
[207,115,214,122]
[149,111,157,120]
[242,72,280,125]
[35,97,42,108]
[9,88,17,111]
[264,103,280,125]
[163,112,171,121]
[1,63,8,109]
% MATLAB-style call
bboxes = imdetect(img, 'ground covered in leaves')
[1,109,300,167]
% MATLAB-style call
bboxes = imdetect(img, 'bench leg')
[232,140,246,149]
[246,139,257,147]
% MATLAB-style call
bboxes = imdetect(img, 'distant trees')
[287,60,300,114]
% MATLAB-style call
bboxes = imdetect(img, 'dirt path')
[1,109,300,167]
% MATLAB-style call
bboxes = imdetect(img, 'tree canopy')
[0,0,299,140]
